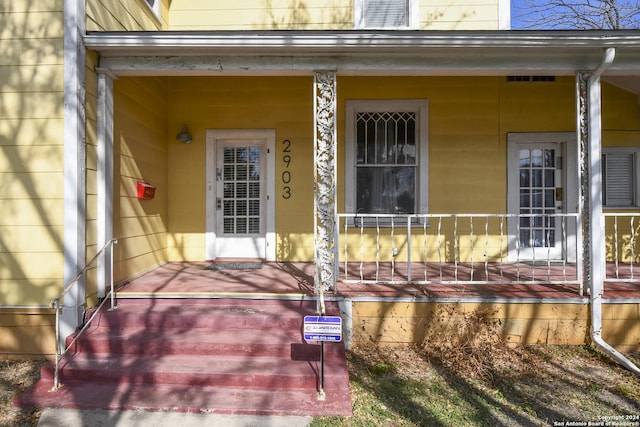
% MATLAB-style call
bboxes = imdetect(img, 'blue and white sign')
[303,315,342,342]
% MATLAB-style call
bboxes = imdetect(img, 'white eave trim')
[85,30,640,76]
[86,30,640,51]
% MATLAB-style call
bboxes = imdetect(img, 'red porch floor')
[116,261,640,301]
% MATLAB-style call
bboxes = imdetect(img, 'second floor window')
[144,0,161,19]
[355,0,418,29]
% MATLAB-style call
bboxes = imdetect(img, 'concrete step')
[83,298,341,331]
[15,297,352,417]
[70,327,345,358]
[16,378,351,416]
[55,352,348,389]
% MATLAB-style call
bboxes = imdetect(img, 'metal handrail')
[50,238,118,390]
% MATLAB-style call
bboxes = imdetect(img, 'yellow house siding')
[0,0,62,13]
[87,0,165,31]
[113,76,169,282]
[0,39,62,67]
[351,301,640,351]
[0,1,64,312]
[159,75,640,263]
[166,76,314,261]
[0,309,55,359]
[421,1,502,30]
[169,0,353,30]
[338,76,511,218]
[168,0,500,30]
[0,66,63,93]
[602,304,640,352]
[0,11,64,39]
[602,82,640,130]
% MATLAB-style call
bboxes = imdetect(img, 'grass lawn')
[312,343,640,426]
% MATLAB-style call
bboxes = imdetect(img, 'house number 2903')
[282,139,292,199]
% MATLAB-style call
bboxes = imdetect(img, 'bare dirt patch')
[0,359,44,427]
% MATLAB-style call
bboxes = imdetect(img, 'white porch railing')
[336,213,581,286]
[604,213,640,283]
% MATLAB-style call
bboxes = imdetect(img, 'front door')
[206,129,276,261]
[507,133,578,262]
[216,142,265,258]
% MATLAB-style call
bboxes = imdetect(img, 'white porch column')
[577,54,611,312]
[313,71,338,295]
[577,65,606,324]
[578,49,639,374]
[96,72,115,298]
[62,0,87,339]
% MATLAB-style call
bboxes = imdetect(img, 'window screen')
[604,152,635,207]
[364,0,409,28]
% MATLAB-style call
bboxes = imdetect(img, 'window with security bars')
[354,0,416,29]
[603,149,639,207]
[355,111,417,214]
[345,99,428,223]
[222,147,261,234]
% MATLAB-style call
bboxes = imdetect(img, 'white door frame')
[507,132,578,263]
[205,129,276,261]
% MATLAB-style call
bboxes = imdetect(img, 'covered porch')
[80,32,640,287]
[56,30,640,357]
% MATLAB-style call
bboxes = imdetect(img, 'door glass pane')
[222,146,261,235]
[520,169,530,187]
[544,189,555,207]
[531,149,543,167]
[544,150,555,167]
[520,189,530,208]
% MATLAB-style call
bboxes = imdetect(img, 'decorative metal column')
[313,71,338,296]
[577,71,590,295]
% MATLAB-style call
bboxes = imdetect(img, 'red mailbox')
[137,181,156,200]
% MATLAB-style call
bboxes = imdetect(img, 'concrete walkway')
[38,408,313,427]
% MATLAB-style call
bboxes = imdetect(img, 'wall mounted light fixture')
[176,124,192,144]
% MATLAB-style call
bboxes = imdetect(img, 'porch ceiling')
[85,30,640,78]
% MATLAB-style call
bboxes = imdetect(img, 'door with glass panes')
[215,140,266,258]
[508,141,564,261]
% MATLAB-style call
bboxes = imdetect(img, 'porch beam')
[86,30,640,77]
[95,52,640,77]
[313,70,338,298]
